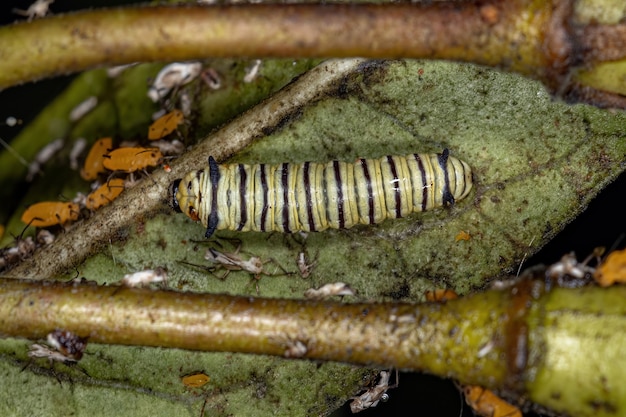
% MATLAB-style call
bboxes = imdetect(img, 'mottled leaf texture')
[0,58,624,416]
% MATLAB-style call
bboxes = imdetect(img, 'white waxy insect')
[200,67,222,90]
[69,96,98,122]
[350,370,394,413]
[121,267,167,287]
[205,248,265,277]
[148,62,203,102]
[28,344,75,364]
[26,138,64,182]
[72,191,88,209]
[36,229,55,246]
[46,329,87,361]
[296,252,317,279]
[0,228,56,271]
[283,339,308,358]
[13,0,54,21]
[179,91,192,117]
[69,138,87,170]
[191,246,291,294]
[304,282,355,300]
[546,252,594,280]
[28,329,87,364]
[476,340,495,358]
[544,251,599,290]
[151,139,185,156]
[0,236,36,271]
[243,59,262,83]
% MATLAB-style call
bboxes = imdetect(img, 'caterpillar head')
[168,179,182,213]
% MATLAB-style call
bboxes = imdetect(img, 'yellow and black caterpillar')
[169,150,473,237]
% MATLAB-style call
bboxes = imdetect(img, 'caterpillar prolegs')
[168,149,473,238]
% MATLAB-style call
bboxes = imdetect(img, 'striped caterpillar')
[168,149,473,237]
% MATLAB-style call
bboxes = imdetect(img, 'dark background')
[1,1,624,416]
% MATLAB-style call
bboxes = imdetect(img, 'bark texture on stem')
[1,277,626,416]
[0,2,566,89]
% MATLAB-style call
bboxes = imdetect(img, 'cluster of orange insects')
[19,110,185,229]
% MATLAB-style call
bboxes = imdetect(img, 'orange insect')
[463,386,522,417]
[102,147,163,173]
[455,230,471,242]
[182,372,210,388]
[148,109,184,140]
[80,137,113,181]
[594,248,626,287]
[424,288,459,303]
[85,179,126,210]
[21,201,80,228]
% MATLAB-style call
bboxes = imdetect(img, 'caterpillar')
[169,149,473,238]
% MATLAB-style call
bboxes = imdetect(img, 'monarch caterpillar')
[169,149,473,238]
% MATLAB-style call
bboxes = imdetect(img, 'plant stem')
[1,277,625,416]
[2,1,625,105]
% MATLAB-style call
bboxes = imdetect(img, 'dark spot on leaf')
[382,281,411,300]
[589,400,617,413]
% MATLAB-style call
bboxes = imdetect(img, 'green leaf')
[1,58,625,416]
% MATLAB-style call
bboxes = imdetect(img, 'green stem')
[0,277,513,387]
[2,1,626,105]
[0,1,569,90]
[1,277,626,416]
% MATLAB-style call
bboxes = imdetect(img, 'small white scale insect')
[243,59,262,83]
[304,282,355,300]
[121,267,168,287]
[26,138,64,182]
[204,247,265,278]
[350,370,395,413]
[148,62,203,102]
[13,0,54,21]
[296,252,317,279]
[69,138,87,170]
[28,329,87,365]
[69,96,98,122]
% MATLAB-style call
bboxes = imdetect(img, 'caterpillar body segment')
[169,150,473,238]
